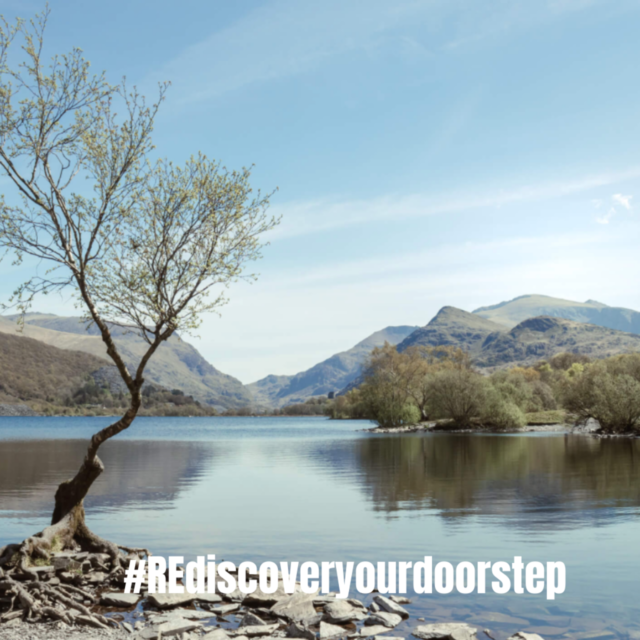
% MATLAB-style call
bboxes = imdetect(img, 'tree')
[0,10,277,626]
[359,343,421,428]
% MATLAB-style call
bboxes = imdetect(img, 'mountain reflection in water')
[2,418,640,638]
[345,434,640,523]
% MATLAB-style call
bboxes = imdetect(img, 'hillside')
[473,294,640,334]
[0,330,109,408]
[0,314,251,409]
[396,306,504,353]
[248,325,418,407]
[394,306,640,372]
[476,316,640,367]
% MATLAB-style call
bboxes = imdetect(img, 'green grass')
[525,410,568,425]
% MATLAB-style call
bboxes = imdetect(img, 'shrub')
[480,388,526,430]
[562,359,640,433]
[427,368,486,427]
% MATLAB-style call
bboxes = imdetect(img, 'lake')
[1,416,639,639]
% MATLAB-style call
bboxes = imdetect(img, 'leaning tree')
[0,10,277,627]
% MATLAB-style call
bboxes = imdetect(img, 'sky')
[0,0,639,383]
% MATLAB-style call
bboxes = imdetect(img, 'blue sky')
[1,0,640,382]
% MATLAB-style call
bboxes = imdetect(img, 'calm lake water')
[1,416,640,639]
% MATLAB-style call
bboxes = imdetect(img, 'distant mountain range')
[397,305,640,368]
[2,295,640,413]
[0,314,251,409]
[247,326,418,408]
[473,294,640,333]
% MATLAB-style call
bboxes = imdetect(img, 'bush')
[562,358,640,433]
[427,368,486,427]
[480,388,526,430]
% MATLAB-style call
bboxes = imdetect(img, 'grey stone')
[196,592,224,604]
[271,592,318,623]
[373,596,409,620]
[357,625,392,637]
[325,600,366,624]
[347,599,366,610]
[211,603,242,615]
[204,630,231,640]
[240,623,281,637]
[412,623,478,640]
[53,556,80,572]
[85,571,106,584]
[140,618,204,639]
[241,613,268,627]
[365,613,402,629]
[507,635,544,640]
[287,622,316,640]
[122,621,134,633]
[149,609,216,623]
[320,621,349,639]
[101,591,142,607]
[389,597,411,605]
[369,603,380,613]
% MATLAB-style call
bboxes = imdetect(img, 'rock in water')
[365,612,403,628]
[373,595,410,619]
[271,592,318,623]
[325,599,367,623]
[412,623,478,640]
[100,592,142,607]
[240,612,267,627]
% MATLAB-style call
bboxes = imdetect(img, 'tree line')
[326,343,640,434]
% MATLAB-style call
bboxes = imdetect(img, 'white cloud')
[612,193,633,210]
[143,0,615,106]
[266,166,640,240]
[144,0,436,106]
[596,207,616,225]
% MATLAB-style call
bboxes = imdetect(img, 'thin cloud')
[596,207,616,225]
[612,193,633,210]
[267,166,640,240]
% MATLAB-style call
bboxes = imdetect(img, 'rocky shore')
[0,550,570,640]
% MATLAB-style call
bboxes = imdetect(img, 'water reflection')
[0,439,218,517]
[350,434,640,523]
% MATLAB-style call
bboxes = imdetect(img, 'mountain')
[473,294,640,334]
[396,305,640,370]
[476,316,640,367]
[0,330,109,408]
[248,326,418,408]
[0,314,251,409]
[396,306,504,353]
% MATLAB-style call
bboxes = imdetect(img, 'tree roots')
[0,513,147,630]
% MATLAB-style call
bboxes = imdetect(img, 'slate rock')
[357,625,393,637]
[287,622,317,640]
[373,596,409,620]
[204,630,232,640]
[241,613,268,627]
[412,623,478,640]
[325,599,366,624]
[240,623,281,637]
[320,621,349,639]
[101,592,142,607]
[271,592,318,622]
[365,612,403,628]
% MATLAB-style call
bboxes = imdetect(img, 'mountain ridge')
[248,325,418,408]
[0,314,251,409]
[472,294,640,334]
